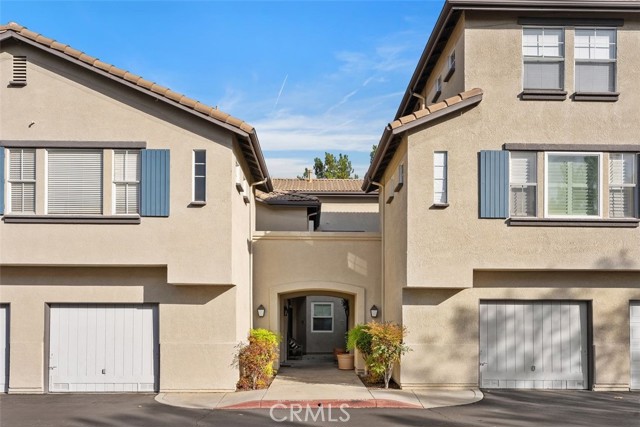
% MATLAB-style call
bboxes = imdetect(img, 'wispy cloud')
[263,157,312,178]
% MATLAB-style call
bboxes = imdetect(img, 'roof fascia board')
[365,93,483,192]
[390,94,482,136]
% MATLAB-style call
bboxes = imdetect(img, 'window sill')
[508,217,638,228]
[8,81,27,87]
[188,201,207,207]
[2,215,141,224]
[443,67,455,83]
[573,92,619,102]
[431,203,450,209]
[432,90,442,103]
[520,89,567,101]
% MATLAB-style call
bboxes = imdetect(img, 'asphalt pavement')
[0,390,637,427]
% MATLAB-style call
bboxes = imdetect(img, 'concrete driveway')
[1,390,637,426]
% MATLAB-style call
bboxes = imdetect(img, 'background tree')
[370,145,378,164]
[300,152,358,179]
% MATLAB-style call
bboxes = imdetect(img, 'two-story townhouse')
[0,22,272,393]
[364,0,640,391]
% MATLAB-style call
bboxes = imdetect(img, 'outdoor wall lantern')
[370,305,379,318]
[257,304,266,318]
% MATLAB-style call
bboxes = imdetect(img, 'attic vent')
[10,56,27,86]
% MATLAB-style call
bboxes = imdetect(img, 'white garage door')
[0,305,8,393]
[631,302,640,391]
[49,304,158,392]
[479,301,588,389]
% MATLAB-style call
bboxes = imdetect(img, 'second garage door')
[49,304,158,392]
[479,301,588,389]
[631,302,640,390]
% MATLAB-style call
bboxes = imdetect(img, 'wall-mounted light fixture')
[370,305,379,318]
[257,304,266,318]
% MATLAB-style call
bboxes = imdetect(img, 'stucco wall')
[256,204,309,231]
[0,41,246,286]
[0,267,239,393]
[304,296,349,353]
[400,271,640,390]
[316,196,379,232]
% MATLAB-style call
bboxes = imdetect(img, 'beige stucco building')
[1,0,639,395]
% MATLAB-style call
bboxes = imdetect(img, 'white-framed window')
[575,28,616,93]
[448,51,456,71]
[311,302,333,333]
[435,76,442,95]
[8,148,36,213]
[235,161,244,192]
[509,152,537,217]
[522,27,565,90]
[113,150,140,214]
[609,153,636,218]
[434,151,448,204]
[193,150,206,202]
[47,149,103,214]
[545,152,601,218]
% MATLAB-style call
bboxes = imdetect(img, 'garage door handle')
[102,369,106,374]
[49,366,56,370]
[479,362,487,366]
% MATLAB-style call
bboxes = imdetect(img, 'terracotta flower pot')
[337,353,354,370]
[333,347,345,360]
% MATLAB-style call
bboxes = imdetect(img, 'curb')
[220,399,423,410]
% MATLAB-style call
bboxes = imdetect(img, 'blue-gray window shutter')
[479,150,509,218]
[0,148,4,215]
[140,149,170,217]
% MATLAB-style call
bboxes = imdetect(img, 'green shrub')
[234,328,281,390]
[366,321,411,389]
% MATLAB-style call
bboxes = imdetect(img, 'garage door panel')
[631,302,640,390]
[480,301,588,390]
[49,304,157,393]
[0,306,8,393]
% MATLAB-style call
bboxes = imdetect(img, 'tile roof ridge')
[0,21,255,134]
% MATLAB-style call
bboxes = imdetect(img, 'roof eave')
[364,91,483,192]
[0,30,273,190]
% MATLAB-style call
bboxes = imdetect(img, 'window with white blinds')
[8,148,36,213]
[546,153,600,217]
[609,153,636,218]
[509,152,537,217]
[434,151,448,204]
[523,27,565,90]
[575,28,616,93]
[47,149,103,214]
[113,150,140,214]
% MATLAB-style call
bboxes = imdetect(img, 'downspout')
[369,181,385,322]
[249,178,269,329]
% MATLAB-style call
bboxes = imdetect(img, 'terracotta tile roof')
[0,21,272,191]
[0,22,257,135]
[363,88,484,192]
[272,178,369,194]
[255,190,320,206]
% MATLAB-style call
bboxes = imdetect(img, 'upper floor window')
[47,149,103,215]
[8,148,35,213]
[509,152,537,217]
[575,28,616,93]
[113,150,140,214]
[433,76,443,102]
[609,153,636,218]
[522,27,564,90]
[434,151,448,205]
[546,153,600,218]
[193,150,206,202]
[444,51,456,82]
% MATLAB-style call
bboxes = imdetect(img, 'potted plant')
[346,324,372,373]
[336,351,354,370]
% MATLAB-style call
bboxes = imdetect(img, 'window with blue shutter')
[140,149,170,217]
[0,148,5,215]
[479,150,509,218]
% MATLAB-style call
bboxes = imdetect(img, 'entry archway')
[268,281,366,368]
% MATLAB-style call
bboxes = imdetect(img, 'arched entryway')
[268,282,366,369]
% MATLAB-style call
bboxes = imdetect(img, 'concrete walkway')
[155,355,483,410]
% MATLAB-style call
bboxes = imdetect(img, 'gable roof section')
[0,22,273,191]
[363,88,483,192]
[395,0,639,120]
[255,189,320,207]
[273,178,373,196]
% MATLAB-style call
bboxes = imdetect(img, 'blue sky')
[2,1,445,178]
